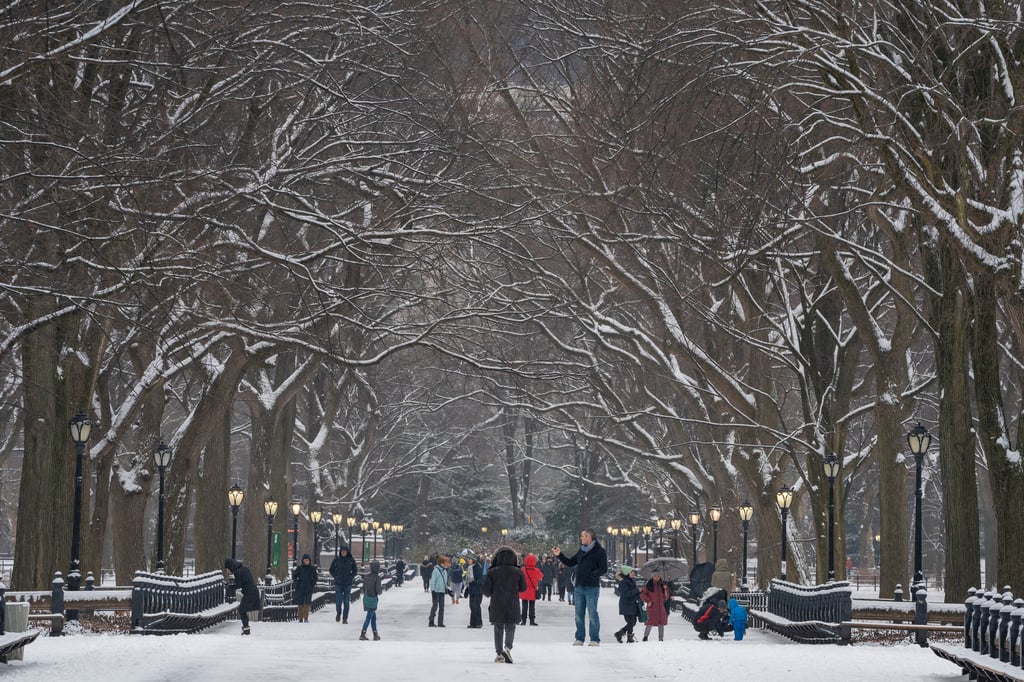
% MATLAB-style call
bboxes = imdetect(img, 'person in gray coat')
[483,546,527,664]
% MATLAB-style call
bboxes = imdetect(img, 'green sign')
[271,531,282,568]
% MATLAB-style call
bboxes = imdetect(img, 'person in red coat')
[519,553,543,626]
[640,571,672,641]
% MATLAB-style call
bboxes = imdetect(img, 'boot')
[614,629,623,643]
[336,612,341,622]
[627,633,636,643]
[373,632,381,641]
[520,616,527,626]
[241,626,251,636]
[530,620,538,626]
[360,631,368,640]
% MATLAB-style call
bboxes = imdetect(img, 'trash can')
[4,602,29,661]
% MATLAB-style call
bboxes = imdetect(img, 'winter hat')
[620,566,633,575]
[717,600,727,608]
[340,545,349,552]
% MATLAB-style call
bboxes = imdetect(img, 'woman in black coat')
[614,566,640,643]
[482,546,527,664]
[292,553,318,622]
[225,558,261,635]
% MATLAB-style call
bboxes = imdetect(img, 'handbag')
[636,599,648,623]
[363,595,378,610]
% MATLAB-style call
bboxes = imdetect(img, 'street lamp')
[656,519,666,557]
[609,527,619,564]
[360,521,369,564]
[264,498,278,584]
[708,505,722,562]
[738,500,753,590]
[289,501,302,565]
[67,409,93,622]
[393,524,403,557]
[310,509,323,566]
[907,422,932,594]
[332,513,344,557]
[670,519,682,559]
[622,528,632,566]
[501,528,508,541]
[152,439,172,572]
[776,484,794,580]
[823,453,840,581]
[688,510,701,566]
[227,484,245,561]
[643,525,652,564]
[383,522,392,559]
[631,525,641,566]
[372,521,381,560]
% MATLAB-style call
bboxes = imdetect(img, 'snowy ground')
[4,582,964,681]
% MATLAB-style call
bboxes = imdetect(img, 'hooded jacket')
[518,554,543,601]
[329,547,358,586]
[363,560,383,598]
[292,554,318,604]
[483,546,527,625]
[225,558,261,613]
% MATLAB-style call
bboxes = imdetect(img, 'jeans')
[573,585,600,642]
[493,623,516,653]
[335,584,352,619]
[362,609,377,632]
[429,591,446,625]
[469,592,483,627]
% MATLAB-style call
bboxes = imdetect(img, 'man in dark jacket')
[329,545,359,623]
[553,528,609,646]
[292,553,318,622]
[694,598,729,639]
[465,556,484,628]
[483,546,527,664]
[395,558,406,586]
[225,558,261,635]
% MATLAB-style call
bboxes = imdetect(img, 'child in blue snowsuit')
[728,597,748,640]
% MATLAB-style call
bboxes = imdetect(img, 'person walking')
[428,555,450,627]
[566,566,576,605]
[292,553,318,623]
[483,545,527,664]
[556,563,567,602]
[518,553,543,626]
[553,528,608,646]
[394,557,406,586]
[420,555,433,592]
[539,556,556,601]
[359,560,383,640]
[465,556,484,628]
[224,558,260,635]
[613,566,640,643]
[329,545,358,623]
[639,570,672,641]
[450,557,464,605]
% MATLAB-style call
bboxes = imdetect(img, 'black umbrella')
[638,557,689,582]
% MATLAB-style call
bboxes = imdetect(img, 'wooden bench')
[931,642,1024,682]
[130,602,238,635]
[0,630,40,663]
[26,612,65,636]
[748,608,843,644]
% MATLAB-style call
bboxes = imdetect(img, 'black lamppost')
[688,510,701,566]
[383,522,392,560]
[656,519,666,557]
[310,509,323,566]
[776,484,794,580]
[67,410,93,622]
[907,422,932,595]
[823,454,840,582]
[608,527,618,563]
[709,505,722,562]
[619,527,629,565]
[670,519,682,558]
[228,484,244,561]
[289,501,302,565]
[152,439,172,572]
[626,522,634,565]
[643,525,652,564]
[372,521,381,560]
[332,513,344,557]
[360,521,369,564]
[347,516,357,554]
[264,498,278,584]
[738,500,753,590]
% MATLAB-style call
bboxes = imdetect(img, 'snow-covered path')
[6,582,962,681]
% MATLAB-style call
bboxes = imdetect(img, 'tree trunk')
[924,238,980,599]
[194,409,232,575]
[111,461,150,583]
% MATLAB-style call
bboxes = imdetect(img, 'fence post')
[893,583,903,602]
[965,587,977,648]
[0,580,6,635]
[51,572,65,620]
[913,586,928,647]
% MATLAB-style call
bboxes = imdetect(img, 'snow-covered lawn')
[5,582,964,681]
